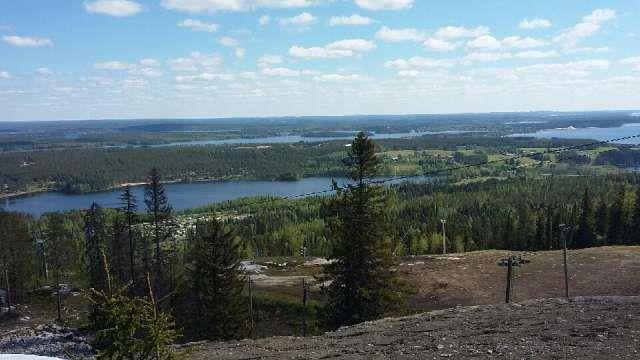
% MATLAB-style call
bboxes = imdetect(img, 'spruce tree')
[595,201,609,240]
[574,188,596,248]
[178,219,246,340]
[44,213,75,321]
[85,202,107,291]
[608,188,628,244]
[323,132,403,328]
[632,187,640,245]
[144,168,173,298]
[120,185,138,287]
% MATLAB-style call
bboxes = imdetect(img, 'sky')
[0,0,639,121]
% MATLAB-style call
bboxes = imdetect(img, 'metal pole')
[248,275,254,337]
[505,258,513,304]
[560,224,570,298]
[4,269,11,314]
[302,278,307,337]
[441,219,447,255]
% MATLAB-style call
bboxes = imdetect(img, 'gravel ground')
[187,296,640,359]
[0,325,93,358]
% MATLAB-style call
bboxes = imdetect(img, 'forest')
[2,131,640,358]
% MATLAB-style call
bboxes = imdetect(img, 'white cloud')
[2,35,53,47]
[176,72,235,82]
[235,48,246,59]
[384,57,455,70]
[140,58,160,66]
[502,36,547,49]
[466,35,501,50]
[178,19,219,32]
[279,12,317,26]
[354,0,413,11]
[36,67,53,75]
[130,67,164,77]
[375,26,424,42]
[519,18,552,29]
[289,39,376,59]
[219,36,239,47]
[160,0,317,13]
[329,14,373,26]
[84,0,142,17]
[423,38,459,52]
[0,70,11,79]
[169,52,223,72]
[620,56,640,71]
[434,26,490,40]
[262,67,301,77]
[313,73,369,82]
[258,54,283,67]
[464,52,512,62]
[258,15,271,25]
[514,50,560,59]
[94,61,134,70]
[554,9,616,48]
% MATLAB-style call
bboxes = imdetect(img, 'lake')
[2,176,429,217]
[146,130,464,147]
[510,123,640,144]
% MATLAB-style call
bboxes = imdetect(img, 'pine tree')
[144,169,173,298]
[44,213,75,321]
[178,219,247,340]
[85,202,107,292]
[574,188,596,248]
[323,132,404,328]
[120,185,138,287]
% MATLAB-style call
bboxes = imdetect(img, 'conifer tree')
[144,168,173,298]
[178,219,246,340]
[120,185,138,287]
[44,213,75,321]
[595,201,609,240]
[574,188,596,248]
[608,188,629,244]
[632,187,640,245]
[323,132,403,328]
[85,202,107,292]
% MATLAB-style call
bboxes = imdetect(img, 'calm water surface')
[511,123,640,144]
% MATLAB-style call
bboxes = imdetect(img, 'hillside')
[188,296,640,359]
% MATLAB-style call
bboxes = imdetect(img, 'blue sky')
[0,0,639,121]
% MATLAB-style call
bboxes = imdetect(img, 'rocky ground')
[0,324,93,358]
[187,296,640,359]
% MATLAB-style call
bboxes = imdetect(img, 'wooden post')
[302,278,308,337]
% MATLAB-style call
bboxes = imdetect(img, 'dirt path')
[187,296,640,359]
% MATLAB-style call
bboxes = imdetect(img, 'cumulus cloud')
[620,56,640,71]
[433,26,490,40]
[519,18,552,29]
[354,0,413,11]
[36,67,53,75]
[2,35,53,47]
[329,14,373,26]
[279,12,317,26]
[289,39,376,59]
[313,73,369,82]
[160,0,317,13]
[94,61,134,70]
[375,26,424,42]
[466,35,501,50]
[258,15,271,25]
[84,0,142,17]
[423,38,459,52]
[502,36,547,49]
[219,36,239,47]
[262,67,301,77]
[258,54,283,67]
[384,57,455,70]
[178,19,219,32]
[169,51,223,72]
[554,9,616,48]
[0,70,11,79]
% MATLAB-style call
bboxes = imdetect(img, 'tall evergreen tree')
[144,168,173,298]
[574,188,597,248]
[323,132,404,328]
[85,202,107,291]
[595,201,609,240]
[44,213,75,321]
[178,219,246,340]
[0,212,35,305]
[632,187,640,245]
[120,185,138,287]
[608,188,629,244]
